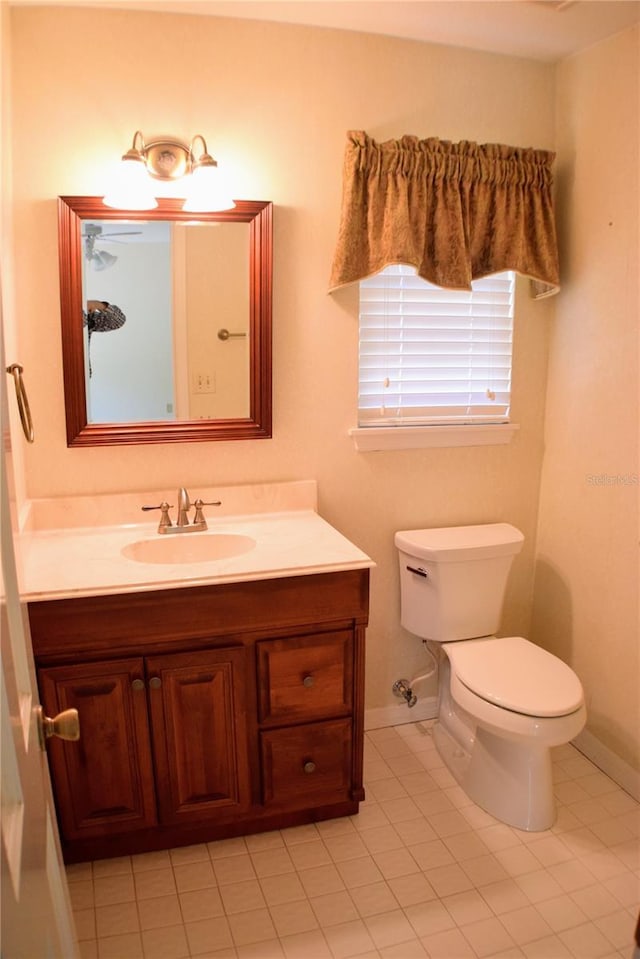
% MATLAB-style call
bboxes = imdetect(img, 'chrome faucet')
[142,489,222,534]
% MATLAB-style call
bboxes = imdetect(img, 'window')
[358,266,515,429]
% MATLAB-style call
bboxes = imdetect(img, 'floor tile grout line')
[66,726,638,959]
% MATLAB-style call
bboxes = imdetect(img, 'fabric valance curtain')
[329,131,560,296]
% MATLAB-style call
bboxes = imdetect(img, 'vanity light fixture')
[103,130,235,213]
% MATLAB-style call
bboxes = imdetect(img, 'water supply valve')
[392,678,418,708]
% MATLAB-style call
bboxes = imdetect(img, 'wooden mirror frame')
[58,196,272,446]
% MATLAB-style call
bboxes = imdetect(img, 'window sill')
[349,423,519,451]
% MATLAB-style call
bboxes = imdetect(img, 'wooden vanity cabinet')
[29,569,369,862]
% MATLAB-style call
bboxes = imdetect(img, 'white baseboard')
[364,697,438,730]
[572,728,640,801]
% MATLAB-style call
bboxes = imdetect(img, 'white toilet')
[395,523,586,831]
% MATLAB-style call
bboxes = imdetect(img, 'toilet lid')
[445,636,584,717]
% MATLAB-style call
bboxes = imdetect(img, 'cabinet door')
[38,659,157,840]
[146,647,251,825]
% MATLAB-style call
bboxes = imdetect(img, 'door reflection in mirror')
[173,221,249,420]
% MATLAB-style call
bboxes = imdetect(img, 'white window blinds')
[358,266,515,427]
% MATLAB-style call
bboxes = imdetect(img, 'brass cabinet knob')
[38,707,80,743]
[302,675,315,688]
[149,677,162,690]
[303,760,316,774]
[131,679,145,692]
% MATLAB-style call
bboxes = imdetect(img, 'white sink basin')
[122,533,257,565]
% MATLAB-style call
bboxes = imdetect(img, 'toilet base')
[433,720,556,831]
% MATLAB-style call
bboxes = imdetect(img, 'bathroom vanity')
[22,482,372,862]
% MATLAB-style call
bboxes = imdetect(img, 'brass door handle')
[37,707,80,747]
[303,760,316,774]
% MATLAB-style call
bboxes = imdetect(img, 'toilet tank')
[395,524,524,642]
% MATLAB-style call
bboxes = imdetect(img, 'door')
[147,647,252,824]
[38,658,158,841]
[0,325,79,956]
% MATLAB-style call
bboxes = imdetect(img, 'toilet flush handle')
[406,565,428,578]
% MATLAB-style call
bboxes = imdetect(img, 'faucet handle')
[142,501,173,529]
[192,498,222,525]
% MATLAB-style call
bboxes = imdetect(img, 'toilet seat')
[444,636,584,718]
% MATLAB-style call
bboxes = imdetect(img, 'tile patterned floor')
[66,721,640,959]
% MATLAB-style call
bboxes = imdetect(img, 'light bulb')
[182,163,235,213]
[103,154,158,211]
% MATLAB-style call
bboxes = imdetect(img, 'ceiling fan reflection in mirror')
[82,222,142,271]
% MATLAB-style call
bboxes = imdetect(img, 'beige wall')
[10,6,555,717]
[532,27,639,773]
[2,3,28,512]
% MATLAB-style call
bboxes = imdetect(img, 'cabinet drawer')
[261,719,352,806]
[257,631,352,724]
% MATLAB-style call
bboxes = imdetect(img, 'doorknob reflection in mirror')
[37,706,80,747]
[103,131,235,213]
[218,328,247,341]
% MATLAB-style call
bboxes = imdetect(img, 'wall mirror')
[58,196,272,446]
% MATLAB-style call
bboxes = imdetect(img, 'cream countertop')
[18,484,374,601]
